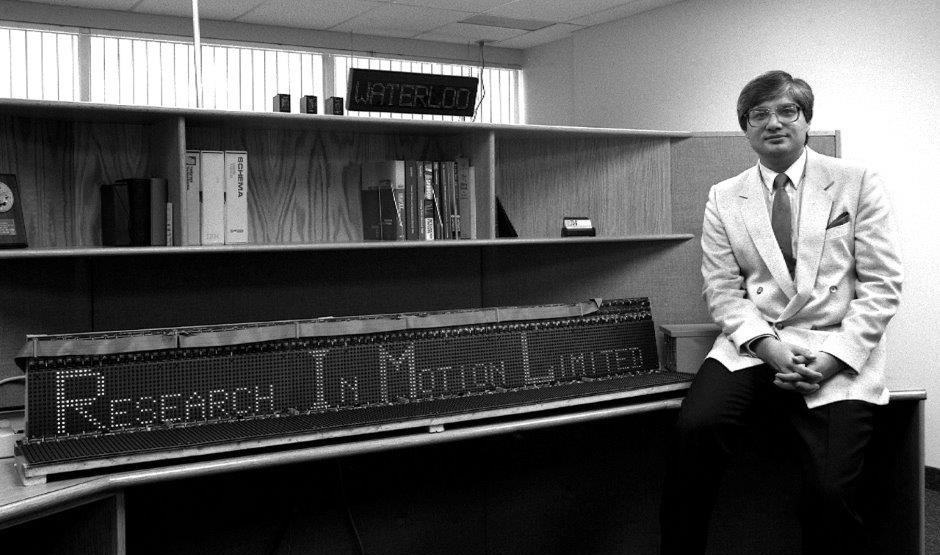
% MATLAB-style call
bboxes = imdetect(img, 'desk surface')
[0,384,926,527]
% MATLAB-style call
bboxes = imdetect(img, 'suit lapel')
[738,167,797,298]
[779,148,834,322]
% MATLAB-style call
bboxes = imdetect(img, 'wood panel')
[72,122,151,246]
[186,127,474,244]
[121,411,675,555]
[497,137,672,238]
[89,248,484,331]
[480,240,707,330]
[0,116,177,248]
[663,132,842,332]
[0,116,74,248]
[0,259,93,406]
[149,117,185,246]
[670,133,838,235]
[0,494,122,554]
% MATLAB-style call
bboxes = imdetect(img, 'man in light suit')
[659,71,902,555]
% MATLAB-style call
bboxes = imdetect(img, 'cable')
[0,376,25,387]
[473,40,487,122]
[337,459,366,554]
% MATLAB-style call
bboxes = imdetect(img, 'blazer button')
[829,285,838,292]
[756,287,763,294]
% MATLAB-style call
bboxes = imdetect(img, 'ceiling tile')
[568,0,681,26]
[237,0,384,29]
[330,4,472,38]
[486,0,628,23]
[492,22,582,49]
[415,22,525,44]
[133,0,264,20]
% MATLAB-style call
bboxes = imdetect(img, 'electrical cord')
[473,40,487,122]
[338,459,366,555]
[0,376,25,387]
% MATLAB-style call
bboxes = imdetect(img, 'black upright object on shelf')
[0,173,27,248]
[495,196,518,238]
[101,178,151,246]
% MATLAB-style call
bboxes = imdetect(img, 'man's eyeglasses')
[747,104,801,127]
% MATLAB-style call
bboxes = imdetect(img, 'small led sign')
[346,68,479,117]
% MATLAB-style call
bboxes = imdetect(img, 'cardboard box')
[660,323,721,374]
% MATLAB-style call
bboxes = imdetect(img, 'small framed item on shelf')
[272,93,290,113]
[300,95,317,114]
[561,216,595,237]
[0,174,27,248]
[325,96,344,115]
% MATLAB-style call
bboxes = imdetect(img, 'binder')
[200,151,225,245]
[149,177,168,246]
[182,151,202,246]
[456,157,475,239]
[224,151,248,244]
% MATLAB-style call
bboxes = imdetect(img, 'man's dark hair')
[736,70,814,131]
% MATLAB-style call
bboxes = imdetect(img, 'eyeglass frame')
[746,103,802,127]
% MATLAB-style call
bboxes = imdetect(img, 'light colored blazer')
[701,147,903,408]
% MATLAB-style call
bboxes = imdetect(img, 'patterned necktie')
[772,173,796,276]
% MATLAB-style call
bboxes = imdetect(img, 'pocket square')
[826,211,850,229]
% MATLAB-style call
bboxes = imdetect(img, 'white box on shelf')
[659,323,721,374]
[224,150,248,244]
[200,150,225,245]
[183,151,203,246]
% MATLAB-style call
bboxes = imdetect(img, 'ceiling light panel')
[389,0,510,11]
[133,0,263,20]
[486,0,629,23]
[460,14,554,31]
[568,0,682,26]
[415,22,526,44]
[494,22,582,48]
[32,0,138,10]
[236,0,383,29]
[330,4,472,37]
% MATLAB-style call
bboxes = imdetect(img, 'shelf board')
[0,98,692,138]
[0,235,694,259]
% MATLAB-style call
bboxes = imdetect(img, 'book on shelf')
[444,160,459,239]
[149,177,168,246]
[100,178,168,246]
[199,151,225,245]
[456,156,475,239]
[224,150,248,244]
[165,200,173,246]
[360,161,405,241]
[182,151,202,246]
[350,157,473,243]
[404,160,421,241]
[342,163,363,241]
[421,161,438,241]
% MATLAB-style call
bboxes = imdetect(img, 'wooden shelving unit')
[0,98,842,403]
[2,97,912,555]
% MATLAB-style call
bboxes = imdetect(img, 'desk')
[0,386,926,555]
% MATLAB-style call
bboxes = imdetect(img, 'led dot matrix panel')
[15,298,692,481]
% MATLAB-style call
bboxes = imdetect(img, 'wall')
[525,0,940,466]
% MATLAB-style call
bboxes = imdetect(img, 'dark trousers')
[659,358,877,555]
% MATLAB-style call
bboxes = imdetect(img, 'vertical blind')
[88,34,324,112]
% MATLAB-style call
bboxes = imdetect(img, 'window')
[0,24,78,101]
[2,22,522,124]
[88,33,323,112]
